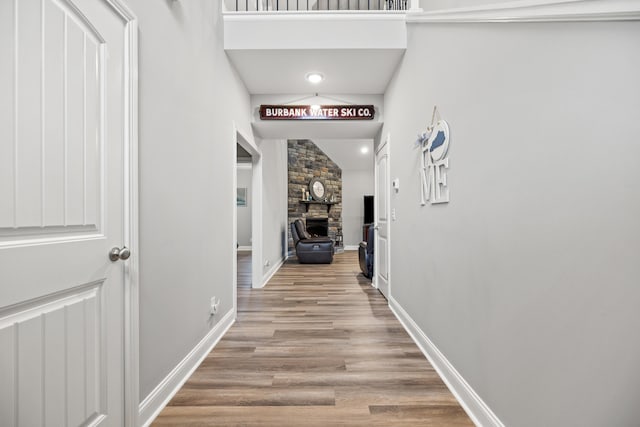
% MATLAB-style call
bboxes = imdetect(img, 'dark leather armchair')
[290,219,334,264]
[358,224,374,278]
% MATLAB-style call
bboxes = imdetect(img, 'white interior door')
[0,0,132,425]
[374,137,390,299]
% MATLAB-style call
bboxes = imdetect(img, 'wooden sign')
[259,105,375,121]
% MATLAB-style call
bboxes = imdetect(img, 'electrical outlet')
[210,296,220,316]
[264,260,270,267]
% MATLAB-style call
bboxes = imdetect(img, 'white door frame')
[3,1,139,424]
[373,133,391,297]
[110,1,140,425]
[232,123,264,318]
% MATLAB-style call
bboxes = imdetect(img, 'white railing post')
[260,0,273,11]
[409,0,421,11]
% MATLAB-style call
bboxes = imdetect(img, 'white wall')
[259,139,289,279]
[383,18,640,427]
[236,165,252,247]
[127,0,254,402]
[342,170,374,247]
[419,0,514,10]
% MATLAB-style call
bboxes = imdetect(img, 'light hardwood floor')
[152,251,473,426]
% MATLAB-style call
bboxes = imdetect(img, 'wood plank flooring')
[152,251,473,426]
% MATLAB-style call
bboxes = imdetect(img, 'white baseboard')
[139,309,236,427]
[262,256,285,287]
[389,297,504,427]
[344,245,359,251]
[237,246,252,251]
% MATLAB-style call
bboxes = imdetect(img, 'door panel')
[0,0,129,425]
[1,0,103,238]
[43,0,66,227]
[375,139,390,298]
[44,308,67,424]
[0,284,105,425]
[0,284,104,425]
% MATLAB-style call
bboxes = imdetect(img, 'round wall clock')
[309,178,326,201]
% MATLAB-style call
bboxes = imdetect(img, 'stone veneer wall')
[288,139,342,253]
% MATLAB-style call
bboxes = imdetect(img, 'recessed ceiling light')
[306,73,324,84]
[360,146,369,154]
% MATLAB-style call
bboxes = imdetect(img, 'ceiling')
[223,11,407,95]
[226,49,405,95]
[313,139,374,171]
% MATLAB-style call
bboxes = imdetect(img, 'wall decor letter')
[417,108,450,205]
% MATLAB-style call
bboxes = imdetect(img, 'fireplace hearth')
[306,217,329,237]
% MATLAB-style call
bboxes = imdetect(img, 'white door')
[374,137,390,299]
[0,0,133,425]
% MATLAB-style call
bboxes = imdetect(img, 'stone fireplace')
[288,139,342,253]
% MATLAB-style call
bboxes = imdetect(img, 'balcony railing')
[228,0,409,12]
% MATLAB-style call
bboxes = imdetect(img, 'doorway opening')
[236,144,253,299]
[285,138,375,276]
[232,124,264,320]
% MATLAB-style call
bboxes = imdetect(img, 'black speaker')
[363,195,374,224]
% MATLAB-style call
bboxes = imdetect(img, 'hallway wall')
[126,1,254,403]
[382,18,640,426]
[342,169,374,247]
[237,165,252,248]
[260,139,289,276]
